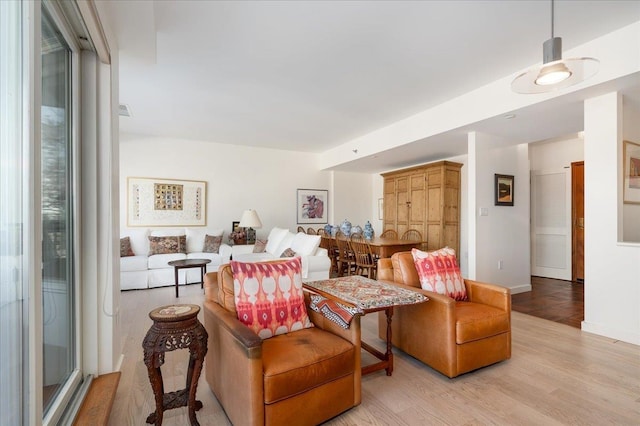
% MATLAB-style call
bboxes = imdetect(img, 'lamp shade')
[239,209,262,229]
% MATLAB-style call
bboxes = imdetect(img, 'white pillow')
[265,227,289,255]
[274,232,296,257]
[150,228,185,237]
[186,228,224,253]
[290,232,321,256]
[124,228,149,256]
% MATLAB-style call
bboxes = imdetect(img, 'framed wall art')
[127,177,206,226]
[297,189,328,224]
[623,140,640,204]
[494,174,514,206]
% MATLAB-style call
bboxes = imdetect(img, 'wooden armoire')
[381,161,462,256]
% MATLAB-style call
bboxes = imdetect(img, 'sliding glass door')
[41,5,78,416]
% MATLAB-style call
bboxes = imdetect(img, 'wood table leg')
[385,307,394,376]
[174,267,180,298]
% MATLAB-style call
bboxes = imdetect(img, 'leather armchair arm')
[464,279,511,312]
[203,300,262,358]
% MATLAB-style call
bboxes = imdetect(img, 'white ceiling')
[104,0,640,172]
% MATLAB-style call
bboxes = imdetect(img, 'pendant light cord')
[550,0,555,38]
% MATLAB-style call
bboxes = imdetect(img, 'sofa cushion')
[187,252,223,266]
[148,235,187,255]
[265,227,289,255]
[120,237,135,257]
[455,301,510,344]
[231,257,313,339]
[124,228,149,256]
[290,232,321,256]
[203,234,223,253]
[411,247,467,301]
[120,255,148,272]
[262,327,355,404]
[148,252,186,269]
[274,232,296,257]
[186,228,224,253]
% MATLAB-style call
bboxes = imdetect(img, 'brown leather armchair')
[377,251,511,378]
[203,264,361,425]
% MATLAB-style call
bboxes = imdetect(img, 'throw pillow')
[411,247,467,301]
[231,257,313,339]
[148,235,187,255]
[203,234,223,253]
[253,239,268,253]
[119,237,135,257]
[280,247,296,258]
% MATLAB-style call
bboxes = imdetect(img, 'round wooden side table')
[142,304,208,425]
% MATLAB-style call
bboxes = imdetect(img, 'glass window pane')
[0,1,26,424]
[41,6,75,414]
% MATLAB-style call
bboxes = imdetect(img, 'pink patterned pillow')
[411,247,467,301]
[231,257,313,339]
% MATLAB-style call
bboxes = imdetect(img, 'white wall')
[583,92,640,345]
[119,135,332,241]
[331,171,374,231]
[529,134,584,170]
[470,132,531,293]
[623,98,640,242]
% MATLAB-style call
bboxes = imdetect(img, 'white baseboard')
[510,283,532,295]
[581,321,640,346]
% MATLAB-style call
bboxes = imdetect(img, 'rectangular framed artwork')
[378,198,384,220]
[494,174,514,206]
[297,189,328,224]
[623,140,640,204]
[127,177,206,226]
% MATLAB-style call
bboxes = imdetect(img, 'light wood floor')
[110,284,640,426]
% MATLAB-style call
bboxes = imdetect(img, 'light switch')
[479,207,489,216]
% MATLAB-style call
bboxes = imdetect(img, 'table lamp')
[239,209,262,244]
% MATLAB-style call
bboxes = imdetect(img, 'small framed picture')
[297,189,328,224]
[378,198,384,220]
[623,140,640,204]
[232,221,240,232]
[495,174,514,206]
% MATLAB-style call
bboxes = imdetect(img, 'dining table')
[329,236,424,258]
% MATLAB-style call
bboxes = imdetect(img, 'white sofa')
[120,228,232,290]
[230,227,331,281]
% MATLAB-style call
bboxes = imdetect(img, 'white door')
[531,168,572,280]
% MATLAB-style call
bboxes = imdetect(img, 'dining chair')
[297,225,305,233]
[317,228,327,236]
[307,227,317,235]
[335,231,356,276]
[349,237,377,279]
[380,229,398,239]
[401,229,422,241]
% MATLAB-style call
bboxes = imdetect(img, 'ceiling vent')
[118,104,132,117]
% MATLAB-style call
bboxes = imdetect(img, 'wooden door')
[395,176,410,236]
[571,161,585,282]
[408,172,426,236]
[383,177,397,232]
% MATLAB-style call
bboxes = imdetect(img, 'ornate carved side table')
[143,304,208,425]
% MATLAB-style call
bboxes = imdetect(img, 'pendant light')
[511,0,599,94]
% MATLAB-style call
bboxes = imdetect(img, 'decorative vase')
[363,221,374,240]
[331,226,339,237]
[340,219,352,236]
[351,225,362,235]
[324,224,333,235]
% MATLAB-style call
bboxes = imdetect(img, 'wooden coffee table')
[167,259,211,297]
[304,275,427,376]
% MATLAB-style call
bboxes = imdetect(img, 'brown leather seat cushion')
[262,327,355,404]
[455,302,510,344]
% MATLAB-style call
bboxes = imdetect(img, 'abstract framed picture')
[297,189,328,224]
[623,140,640,204]
[127,177,206,226]
[494,174,514,206]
